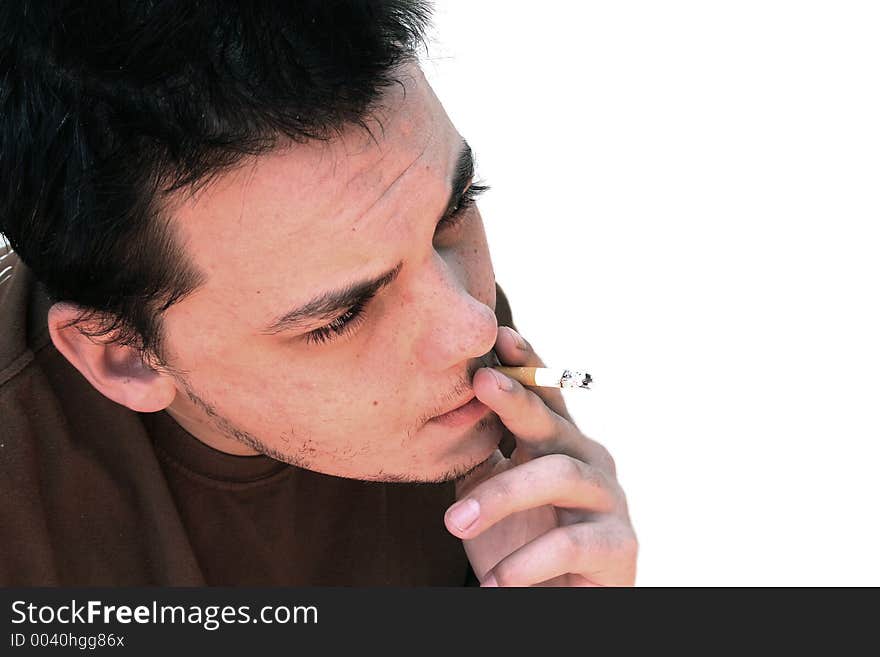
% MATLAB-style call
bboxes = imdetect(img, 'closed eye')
[303,153,489,347]
[304,292,374,346]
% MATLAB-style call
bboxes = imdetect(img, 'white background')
[423,1,880,585]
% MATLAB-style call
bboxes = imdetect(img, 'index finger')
[492,326,573,421]
[444,454,617,539]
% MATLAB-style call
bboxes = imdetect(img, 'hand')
[444,326,638,586]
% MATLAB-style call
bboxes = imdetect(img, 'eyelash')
[435,183,489,232]
[305,182,489,345]
[304,293,374,345]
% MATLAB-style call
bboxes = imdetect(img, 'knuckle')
[582,461,607,487]
[600,521,638,559]
[595,527,618,555]
[491,561,517,587]
[545,453,583,481]
[590,443,618,480]
[579,462,618,509]
[596,482,620,513]
[559,526,586,562]
[543,454,619,512]
[577,522,621,557]
[483,476,515,506]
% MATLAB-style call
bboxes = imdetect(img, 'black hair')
[0,0,431,367]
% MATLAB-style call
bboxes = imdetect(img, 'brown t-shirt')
[0,247,517,586]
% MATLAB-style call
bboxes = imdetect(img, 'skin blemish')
[372,400,379,406]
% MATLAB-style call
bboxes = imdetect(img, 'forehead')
[164,66,459,337]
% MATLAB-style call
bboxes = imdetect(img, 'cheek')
[252,356,403,425]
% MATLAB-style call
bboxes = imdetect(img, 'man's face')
[158,64,505,482]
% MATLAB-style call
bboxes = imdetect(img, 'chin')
[406,417,504,484]
[434,449,497,483]
[360,452,493,484]
[275,415,505,484]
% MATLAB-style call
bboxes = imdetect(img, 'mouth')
[428,393,490,428]
[425,349,499,428]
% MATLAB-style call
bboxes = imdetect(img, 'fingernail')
[491,369,514,392]
[481,573,498,587]
[447,499,480,532]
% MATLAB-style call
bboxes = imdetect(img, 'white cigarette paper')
[491,366,592,390]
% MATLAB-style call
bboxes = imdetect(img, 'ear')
[47,302,178,413]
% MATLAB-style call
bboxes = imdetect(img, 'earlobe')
[47,302,177,413]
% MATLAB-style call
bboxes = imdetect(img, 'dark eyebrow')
[260,261,403,336]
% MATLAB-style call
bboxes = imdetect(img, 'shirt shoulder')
[0,248,203,585]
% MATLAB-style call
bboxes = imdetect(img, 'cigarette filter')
[491,366,592,390]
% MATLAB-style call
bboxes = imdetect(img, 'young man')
[0,1,636,585]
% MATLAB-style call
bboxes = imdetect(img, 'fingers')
[494,325,545,368]
[481,520,639,587]
[492,326,572,421]
[472,365,588,461]
[444,454,618,538]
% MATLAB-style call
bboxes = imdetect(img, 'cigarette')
[491,366,592,390]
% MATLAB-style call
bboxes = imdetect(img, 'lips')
[427,350,499,425]
[427,393,491,429]
[433,393,476,419]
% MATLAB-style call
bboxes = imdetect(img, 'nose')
[411,250,498,373]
